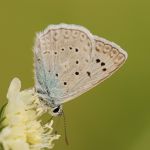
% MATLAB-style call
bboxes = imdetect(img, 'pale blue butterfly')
[33,24,128,116]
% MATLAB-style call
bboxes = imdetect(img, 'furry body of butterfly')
[33,24,128,116]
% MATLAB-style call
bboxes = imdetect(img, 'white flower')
[0,78,60,150]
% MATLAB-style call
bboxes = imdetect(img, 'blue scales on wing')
[34,37,63,107]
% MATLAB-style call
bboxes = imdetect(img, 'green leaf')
[0,103,7,133]
[0,117,6,124]
[0,103,7,120]
[0,125,6,132]
[0,143,4,150]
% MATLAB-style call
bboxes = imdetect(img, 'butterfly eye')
[51,105,63,116]
[53,106,60,113]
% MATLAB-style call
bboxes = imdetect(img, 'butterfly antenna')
[62,110,69,145]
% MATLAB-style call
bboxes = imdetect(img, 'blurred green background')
[0,0,150,150]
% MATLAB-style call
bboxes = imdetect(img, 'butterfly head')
[50,105,63,116]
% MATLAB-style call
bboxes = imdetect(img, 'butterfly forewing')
[34,24,96,105]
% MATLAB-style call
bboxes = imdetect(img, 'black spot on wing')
[76,60,79,64]
[87,71,91,77]
[75,48,79,52]
[101,62,105,66]
[64,82,67,85]
[102,68,107,71]
[96,59,100,63]
[55,73,58,77]
[75,72,79,75]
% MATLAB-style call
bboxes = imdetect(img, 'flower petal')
[7,78,21,101]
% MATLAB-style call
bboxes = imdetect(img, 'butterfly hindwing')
[59,34,127,103]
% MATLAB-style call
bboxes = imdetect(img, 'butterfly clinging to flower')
[33,24,128,116]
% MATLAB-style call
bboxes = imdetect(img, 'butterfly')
[33,24,128,116]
